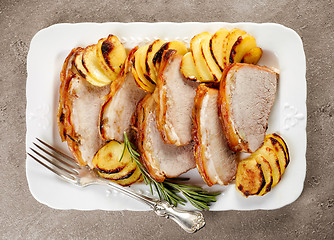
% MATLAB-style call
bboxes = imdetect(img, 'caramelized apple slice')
[132,46,155,92]
[145,39,167,83]
[191,32,214,81]
[222,29,247,67]
[242,47,263,64]
[235,158,265,197]
[201,33,222,82]
[82,44,112,85]
[180,52,202,81]
[92,141,141,184]
[153,41,188,72]
[96,38,118,81]
[74,49,107,87]
[210,28,229,71]
[96,35,127,76]
[229,34,257,64]
[269,134,289,174]
[257,142,281,187]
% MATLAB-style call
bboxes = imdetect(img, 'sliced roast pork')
[193,84,237,186]
[156,50,199,146]
[57,49,110,167]
[134,93,195,182]
[218,63,278,153]
[99,50,146,142]
[57,47,82,141]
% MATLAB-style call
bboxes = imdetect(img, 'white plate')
[26,22,306,211]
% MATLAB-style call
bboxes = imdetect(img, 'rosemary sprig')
[121,132,220,210]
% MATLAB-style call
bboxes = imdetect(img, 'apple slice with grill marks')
[96,38,118,81]
[92,140,142,186]
[201,33,222,82]
[82,44,113,85]
[269,134,290,174]
[74,48,107,87]
[235,133,290,197]
[191,32,214,82]
[235,158,266,197]
[153,41,188,72]
[145,39,167,83]
[222,29,247,68]
[255,155,273,196]
[229,34,257,64]
[114,167,143,186]
[209,28,229,71]
[132,45,156,92]
[180,52,202,82]
[96,34,127,78]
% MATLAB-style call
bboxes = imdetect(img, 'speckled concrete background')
[0,0,333,239]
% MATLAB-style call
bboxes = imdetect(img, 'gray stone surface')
[0,0,333,239]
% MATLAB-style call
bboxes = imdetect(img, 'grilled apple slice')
[229,34,257,64]
[235,158,265,196]
[97,35,127,76]
[114,167,143,186]
[180,52,202,81]
[138,44,155,85]
[235,133,289,197]
[132,46,155,92]
[96,35,122,80]
[153,41,188,72]
[82,44,112,85]
[255,155,273,196]
[210,28,229,71]
[222,29,247,67]
[269,134,289,174]
[74,49,107,87]
[257,140,281,187]
[145,39,167,83]
[201,33,222,82]
[191,32,214,81]
[92,141,141,185]
[242,47,263,64]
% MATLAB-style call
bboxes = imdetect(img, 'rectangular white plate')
[26,22,306,211]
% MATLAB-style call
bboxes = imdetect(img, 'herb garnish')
[121,132,220,210]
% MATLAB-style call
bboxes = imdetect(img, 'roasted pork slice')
[64,74,110,167]
[134,93,196,182]
[57,49,110,167]
[57,47,82,141]
[156,50,199,146]
[99,63,146,142]
[193,84,237,186]
[218,63,278,153]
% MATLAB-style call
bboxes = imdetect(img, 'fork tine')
[33,142,79,173]
[36,138,80,168]
[27,152,77,184]
[29,147,78,177]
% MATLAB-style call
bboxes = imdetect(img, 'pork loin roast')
[193,84,237,186]
[218,63,278,153]
[134,93,196,182]
[57,48,110,167]
[156,50,199,146]
[100,48,146,142]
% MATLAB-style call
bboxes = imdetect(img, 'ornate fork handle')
[97,178,205,233]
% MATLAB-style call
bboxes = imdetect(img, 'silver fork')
[27,138,205,233]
